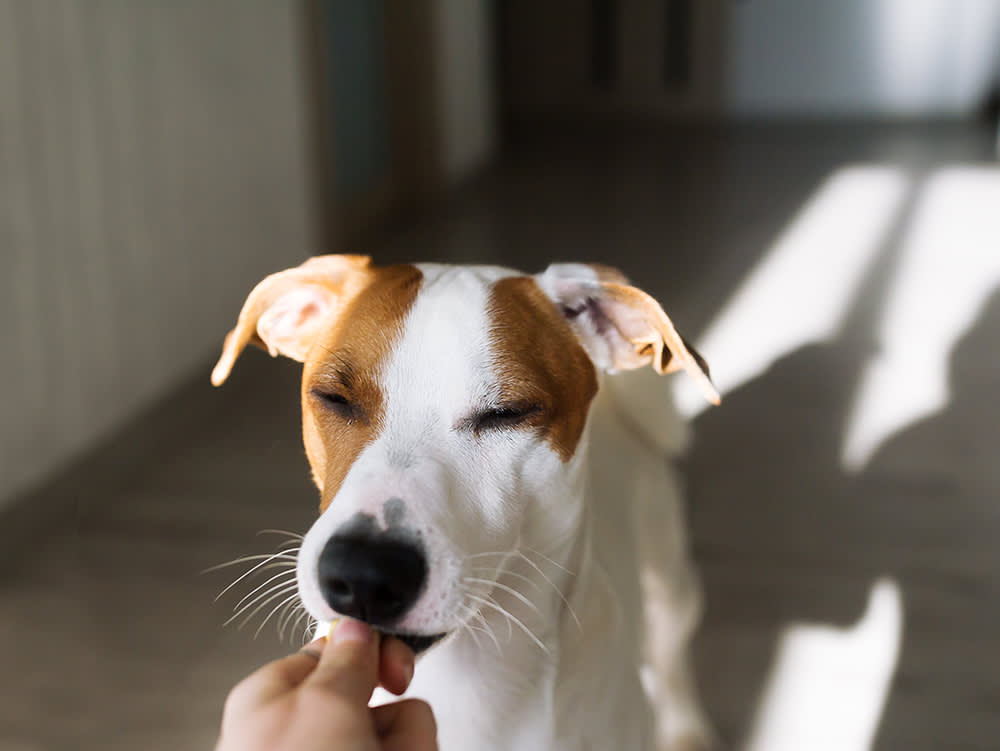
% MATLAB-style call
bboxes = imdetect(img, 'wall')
[725,0,1000,117]
[433,0,496,180]
[0,0,315,507]
[500,0,1000,120]
[324,0,391,201]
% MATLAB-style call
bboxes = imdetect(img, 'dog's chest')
[404,641,559,750]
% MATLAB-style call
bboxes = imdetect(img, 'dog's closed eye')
[310,389,362,422]
[467,403,543,435]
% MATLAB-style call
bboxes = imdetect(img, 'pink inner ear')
[591,298,656,369]
[601,299,651,340]
[257,286,334,359]
[298,301,321,323]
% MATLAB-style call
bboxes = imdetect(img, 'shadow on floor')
[688,285,1000,750]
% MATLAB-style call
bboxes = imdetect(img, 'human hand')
[216,619,437,751]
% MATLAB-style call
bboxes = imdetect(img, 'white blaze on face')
[296,265,596,634]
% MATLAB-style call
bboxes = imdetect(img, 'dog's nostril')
[328,578,352,599]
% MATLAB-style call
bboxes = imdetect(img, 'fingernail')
[331,618,374,645]
[299,637,325,660]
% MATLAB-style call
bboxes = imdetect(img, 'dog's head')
[213,257,716,652]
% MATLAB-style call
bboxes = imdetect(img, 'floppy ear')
[536,263,720,405]
[211,254,371,386]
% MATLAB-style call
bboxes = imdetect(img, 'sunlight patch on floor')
[841,167,1000,470]
[744,579,903,751]
[674,166,909,417]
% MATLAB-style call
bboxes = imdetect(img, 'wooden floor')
[2,121,998,750]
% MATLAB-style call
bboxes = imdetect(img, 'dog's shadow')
[686,287,1000,750]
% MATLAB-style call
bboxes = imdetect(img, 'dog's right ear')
[536,262,719,405]
[211,255,371,386]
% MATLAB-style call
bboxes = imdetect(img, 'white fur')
[296,264,712,750]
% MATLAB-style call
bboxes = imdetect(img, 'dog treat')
[314,619,339,639]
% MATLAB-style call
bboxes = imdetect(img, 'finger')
[298,636,327,663]
[222,639,326,721]
[373,699,438,751]
[304,618,380,704]
[379,636,416,696]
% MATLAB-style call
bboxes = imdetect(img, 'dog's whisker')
[455,600,493,651]
[469,567,543,594]
[306,616,322,644]
[204,554,298,601]
[515,552,582,631]
[300,616,312,646]
[237,585,298,633]
[225,588,294,629]
[211,561,297,603]
[283,603,310,643]
[207,543,299,600]
[467,594,532,653]
[293,611,314,645]
[256,529,305,541]
[215,570,295,610]
[474,611,503,652]
[275,596,299,639]
[461,619,485,651]
[467,567,544,595]
[280,603,303,641]
[459,592,510,642]
[219,560,297,594]
[463,576,543,618]
[466,592,550,657]
[212,561,296,602]
[231,570,299,612]
[464,551,513,562]
[520,544,575,576]
[203,551,299,573]
[273,602,293,644]
[276,599,303,642]
[227,582,300,628]
[464,551,581,631]
[229,579,300,620]
[254,592,302,639]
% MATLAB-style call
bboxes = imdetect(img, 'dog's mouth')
[386,630,448,654]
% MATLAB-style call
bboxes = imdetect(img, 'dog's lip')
[384,630,448,654]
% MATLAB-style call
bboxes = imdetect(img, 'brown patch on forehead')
[301,264,423,510]
[487,276,598,461]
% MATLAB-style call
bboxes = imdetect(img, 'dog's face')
[213,257,716,651]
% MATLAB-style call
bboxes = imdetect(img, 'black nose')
[317,534,427,626]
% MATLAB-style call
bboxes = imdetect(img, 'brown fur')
[487,276,599,462]
[301,265,424,509]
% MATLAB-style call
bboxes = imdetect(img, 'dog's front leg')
[638,465,715,751]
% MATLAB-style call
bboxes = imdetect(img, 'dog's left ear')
[537,263,720,405]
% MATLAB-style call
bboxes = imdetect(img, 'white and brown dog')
[212,256,720,751]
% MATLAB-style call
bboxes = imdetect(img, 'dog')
[212,256,719,750]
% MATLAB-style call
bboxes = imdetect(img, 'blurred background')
[1,1,999,749]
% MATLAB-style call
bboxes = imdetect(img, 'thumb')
[304,618,381,704]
